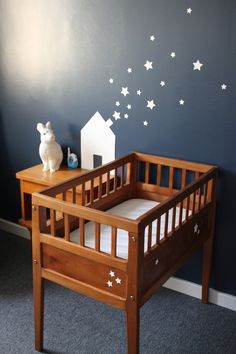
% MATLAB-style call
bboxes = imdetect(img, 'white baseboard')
[0,218,235,311]
[0,218,30,240]
[164,277,236,312]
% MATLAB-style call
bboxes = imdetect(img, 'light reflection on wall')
[0,0,87,99]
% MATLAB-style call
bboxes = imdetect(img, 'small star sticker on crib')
[109,270,115,277]
[137,90,142,95]
[115,277,122,285]
[193,223,200,235]
[107,280,113,287]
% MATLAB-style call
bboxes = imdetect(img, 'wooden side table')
[16,164,89,231]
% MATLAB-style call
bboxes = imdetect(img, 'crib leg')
[202,235,214,304]
[126,304,140,354]
[33,271,44,351]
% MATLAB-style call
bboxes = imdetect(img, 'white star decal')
[112,111,121,121]
[109,270,115,277]
[150,35,155,41]
[115,101,120,107]
[160,81,166,87]
[124,113,129,119]
[193,60,203,71]
[143,120,148,126]
[179,99,185,105]
[187,8,192,14]
[127,67,132,73]
[221,84,227,90]
[147,99,156,110]
[107,280,113,287]
[109,78,114,84]
[144,60,153,71]
[115,277,122,285]
[137,90,142,95]
[127,104,132,110]
[121,87,130,97]
[170,52,176,58]
[193,223,200,235]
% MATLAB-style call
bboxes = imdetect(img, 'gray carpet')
[0,231,236,354]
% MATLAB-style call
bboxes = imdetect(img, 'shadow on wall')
[0,111,21,221]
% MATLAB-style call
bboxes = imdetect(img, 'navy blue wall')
[0,0,235,295]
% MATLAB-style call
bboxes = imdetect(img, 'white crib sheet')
[70,198,189,259]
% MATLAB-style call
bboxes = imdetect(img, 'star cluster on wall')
[106,5,228,128]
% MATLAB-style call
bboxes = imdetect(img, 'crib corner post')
[126,230,144,354]
[202,174,217,305]
[126,296,140,354]
[32,202,44,352]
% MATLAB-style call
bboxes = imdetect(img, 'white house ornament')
[80,112,115,170]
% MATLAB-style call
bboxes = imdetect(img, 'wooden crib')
[32,152,217,354]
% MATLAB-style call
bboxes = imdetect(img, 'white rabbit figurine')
[37,121,63,172]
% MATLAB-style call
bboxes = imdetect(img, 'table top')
[16,164,89,186]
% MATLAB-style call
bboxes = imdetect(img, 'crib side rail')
[40,153,136,210]
[134,152,215,202]
[32,192,138,310]
[136,166,217,304]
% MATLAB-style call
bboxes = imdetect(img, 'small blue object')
[67,147,78,169]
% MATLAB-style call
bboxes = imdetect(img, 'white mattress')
[70,199,189,259]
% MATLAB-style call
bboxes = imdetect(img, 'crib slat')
[207,179,213,203]
[156,218,160,244]
[79,218,85,246]
[63,191,66,201]
[95,222,100,251]
[72,186,76,203]
[172,206,176,232]
[181,169,186,188]
[203,182,208,206]
[157,165,162,185]
[195,171,200,180]
[164,212,169,239]
[114,168,118,191]
[90,179,94,205]
[50,209,56,236]
[81,183,85,206]
[145,162,150,184]
[111,227,117,257]
[64,214,70,241]
[121,165,124,187]
[169,167,174,190]
[106,171,110,195]
[126,162,131,184]
[179,201,183,225]
[186,196,190,220]
[147,224,152,252]
[192,191,196,215]
[98,175,102,199]
[197,187,201,210]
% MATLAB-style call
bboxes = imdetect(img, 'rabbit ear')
[46,121,52,130]
[37,123,44,133]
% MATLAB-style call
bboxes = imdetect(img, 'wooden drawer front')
[142,206,212,295]
[22,181,46,194]
[42,244,127,298]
